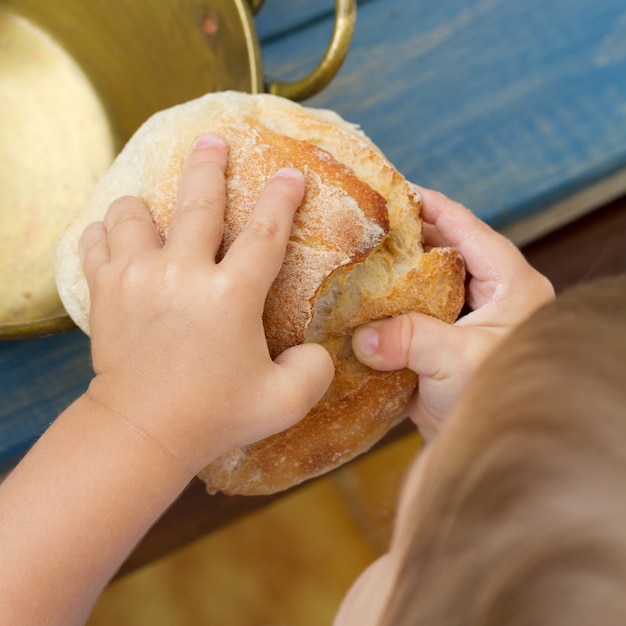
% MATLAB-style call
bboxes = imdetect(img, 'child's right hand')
[352,186,554,442]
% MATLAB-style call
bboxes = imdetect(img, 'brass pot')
[0,0,355,339]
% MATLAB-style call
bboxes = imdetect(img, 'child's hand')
[352,186,554,442]
[79,134,334,473]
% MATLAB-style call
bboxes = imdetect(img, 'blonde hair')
[382,274,626,625]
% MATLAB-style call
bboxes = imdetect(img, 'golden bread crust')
[199,360,418,495]
[55,91,465,495]
[200,249,466,495]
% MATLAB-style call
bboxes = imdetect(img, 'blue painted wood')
[254,0,372,42]
[0,331,92,471]
[261,0,626,230]
[3,0,626,470]
[254,0,335,42]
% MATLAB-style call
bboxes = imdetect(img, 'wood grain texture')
[261,0,626,231]
[254,0,336,42]
[522,196,626,291]
[0,331,92,470]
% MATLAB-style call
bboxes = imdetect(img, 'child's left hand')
[80,133,335,473]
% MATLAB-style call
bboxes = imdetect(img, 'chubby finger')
[414,185,554,315]
[271,342,335,428]
[103,195,162,260]
[352,312,477,378]
[79,221,109,285]
[414,185,520,281]
[421,221,447,249]
[223,167,305,292]
[166,134,228,258]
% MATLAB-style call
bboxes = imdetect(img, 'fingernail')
[194,133,225,149]
[275,167,302,179]
[354,326,379,357]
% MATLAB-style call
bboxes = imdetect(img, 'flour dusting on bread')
[55,91,465,495]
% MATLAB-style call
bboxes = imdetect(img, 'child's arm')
[352,186,554,442]
[0,135,334,626]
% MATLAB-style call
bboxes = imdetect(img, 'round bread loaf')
[55,91,465,495]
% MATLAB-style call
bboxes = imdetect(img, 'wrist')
[78,384,197,481]
[0,390,199,622]
[83,376,222,477]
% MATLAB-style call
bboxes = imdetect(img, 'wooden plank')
[261,0,626,234]
[502,167,626,246]
[253,0,372,42]
[0,331,92,471]
[521,196,626,292]
[254,0,336,42]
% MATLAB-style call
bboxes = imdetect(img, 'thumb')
[352,313,469,379]
[271,342,335,426]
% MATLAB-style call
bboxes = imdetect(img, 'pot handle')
[250,0,356,102]
[247,0,266,14]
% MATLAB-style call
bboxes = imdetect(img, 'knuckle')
[189,144,226,167]
[177,193,212,214]
[197,269,239,303]
[107,195,141,216]
[90,262,115,295]
[105,196,148,229]
[79,221,103,245]
[104,260,143,296]
[245,215,282,239]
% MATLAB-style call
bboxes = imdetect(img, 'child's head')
[336,274,626,625]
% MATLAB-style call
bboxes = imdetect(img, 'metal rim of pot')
[0,0,356,340]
